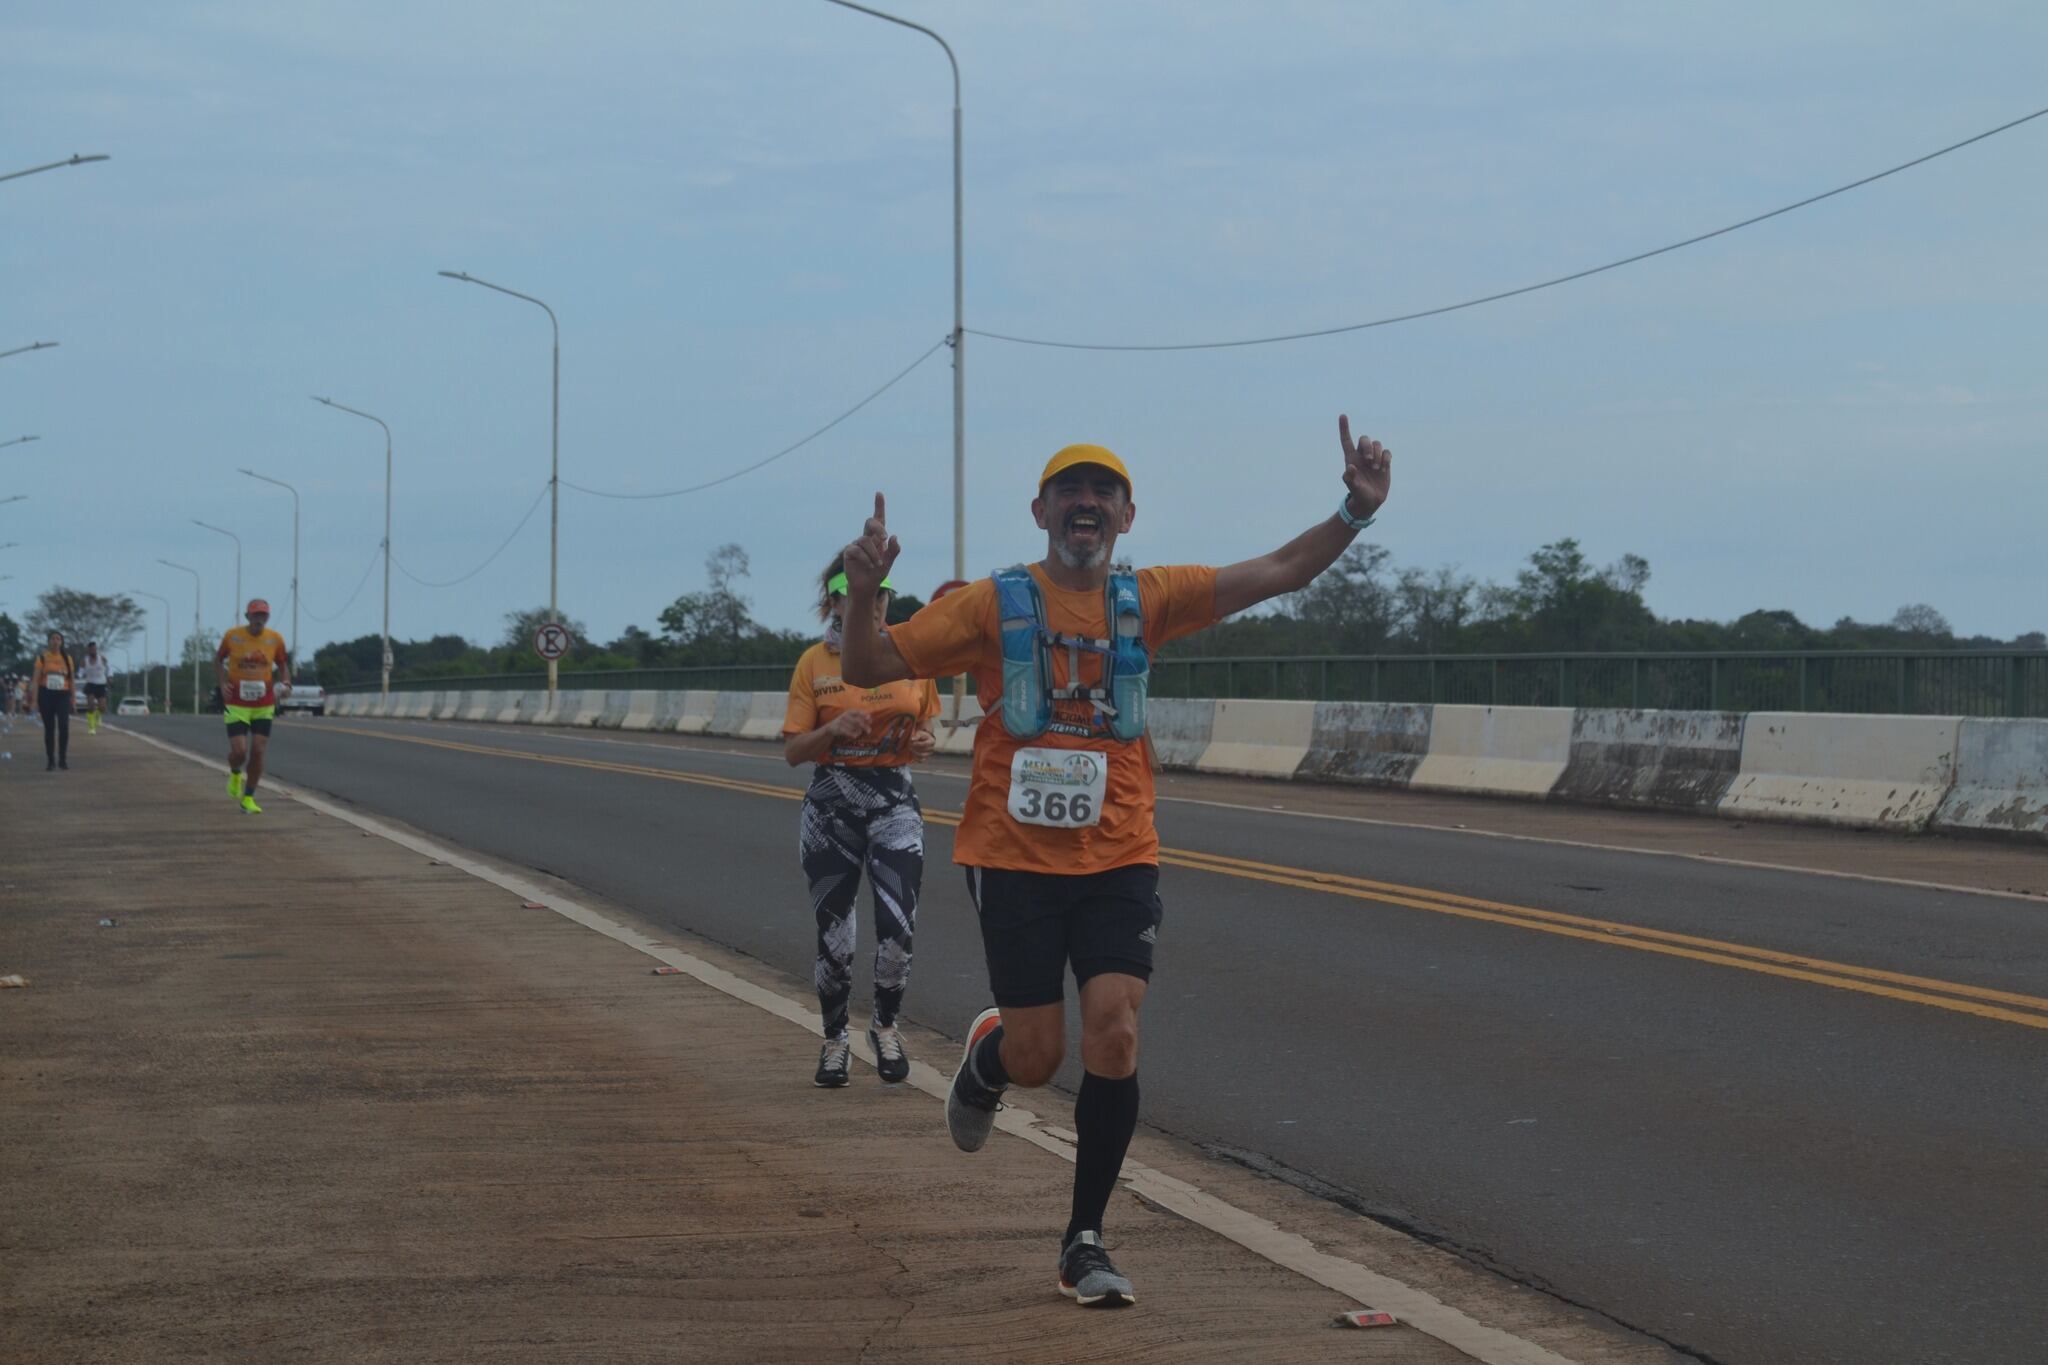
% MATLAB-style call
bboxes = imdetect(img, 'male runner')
[838,415,1393,1306]
[80,642,111,735]
[214,599,291,814]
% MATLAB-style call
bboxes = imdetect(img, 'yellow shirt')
[886,564,1218,873]
[215,627,290,708]
[783,641,940,766]
[32,648,75,693]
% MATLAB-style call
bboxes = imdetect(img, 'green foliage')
[25,588,146,656]
[0,612,21,669]
[1176,538,2039,660]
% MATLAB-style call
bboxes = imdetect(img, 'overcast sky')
[6,1,2044,664]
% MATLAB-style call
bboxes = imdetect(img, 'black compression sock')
[1065,1070,1139,1246]
[970,1026,1010,1090]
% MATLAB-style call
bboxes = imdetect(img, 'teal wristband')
[1337,497,1376,531]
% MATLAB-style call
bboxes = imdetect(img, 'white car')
[117,696,150,717]
[277,682,326,717]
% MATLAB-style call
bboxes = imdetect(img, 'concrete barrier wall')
[1931,718,2048,839]
[316,687,2043,844]
[1198,699,1316,777]
[1722,713,1961,831]
[738,692,787,741]
[1555,709,1745,812]
[673,690,718,735]
[1147,698,1216,771]
[1297,702,1432,788]
[1410,705,1573,798]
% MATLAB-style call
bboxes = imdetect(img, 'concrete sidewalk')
[0,733,1675,1364]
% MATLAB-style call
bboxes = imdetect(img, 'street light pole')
[156,560,203,715]
[313,397,393,696]
[438,270,562,696]
[130,587,173,712]
[238,469,300,655]
[191,519,242,622]
[822,0,965,591]
[0,341,58,362]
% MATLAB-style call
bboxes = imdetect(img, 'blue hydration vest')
[993,565,1149,742]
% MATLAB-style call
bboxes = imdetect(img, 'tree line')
[12,537,2031,689]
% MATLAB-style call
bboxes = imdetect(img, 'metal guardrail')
[329,650,2048,718]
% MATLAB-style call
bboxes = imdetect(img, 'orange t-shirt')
[886,563,1219,873]
[215,627,290,708]
[783,640,941,767]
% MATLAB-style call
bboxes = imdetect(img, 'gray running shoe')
[814,1035,851,1088]
[1058,1231,1136,1307]
[946,1006,1005,1152]
[867,1023,910,1084]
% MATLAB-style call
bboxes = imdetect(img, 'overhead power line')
[966,102,2048,353]
[562,337,948,501]
[390,481,551,588]
[301,542,383,623]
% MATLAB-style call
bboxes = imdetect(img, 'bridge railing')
[327,650,2048,718]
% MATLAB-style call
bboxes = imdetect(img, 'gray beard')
[1051,538,1109,571]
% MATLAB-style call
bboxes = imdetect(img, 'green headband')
[828,572,894,596]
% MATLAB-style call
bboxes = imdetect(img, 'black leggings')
[39,689,70,763]
[799,765,925,1038]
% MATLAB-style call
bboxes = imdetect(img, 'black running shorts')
[84,683,109,700]
[963,863,1162,1008]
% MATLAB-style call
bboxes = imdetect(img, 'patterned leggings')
[800,765,924,1040]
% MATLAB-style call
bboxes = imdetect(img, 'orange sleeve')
[1140,565,1220,650]
[918,679,943,722]
[215,631,235,663]
[782,649,819,736]
[886,579,996,680]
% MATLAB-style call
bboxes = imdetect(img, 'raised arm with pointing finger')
[839,493,912,687]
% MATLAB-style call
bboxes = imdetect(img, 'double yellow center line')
[337,725,2048,1034]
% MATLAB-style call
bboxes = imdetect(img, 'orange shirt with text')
[215,627,290,708]
[783,641,941,767]
[886,564,1218,873]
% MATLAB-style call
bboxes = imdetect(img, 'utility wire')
[301,543,383,623]
[562,336,948,500]
[967,103,2048,352]
[390,481,551,588]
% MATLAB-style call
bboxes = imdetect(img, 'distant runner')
[30,630,77,772]
[79,642,111,735]
[214,599,291,814]
[837,417,1393,1307]
[782,557,940,1088]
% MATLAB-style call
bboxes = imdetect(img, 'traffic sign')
[533,622,573,660]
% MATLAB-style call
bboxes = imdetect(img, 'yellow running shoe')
[240,795,262,814]
[228,771,243,799]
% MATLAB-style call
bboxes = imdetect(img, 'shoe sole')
[1058,1281,1136,1307]
[813,1074,850,1088]
[946,1007,1004,1152]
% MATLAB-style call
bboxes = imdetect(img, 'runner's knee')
[1000,1013,1066,1087]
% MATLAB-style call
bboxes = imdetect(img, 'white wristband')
[1337,497,1376,531]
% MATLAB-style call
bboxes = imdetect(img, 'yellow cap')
[1038,443,1132,497]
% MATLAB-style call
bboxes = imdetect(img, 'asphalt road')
[140,714,2048,1365]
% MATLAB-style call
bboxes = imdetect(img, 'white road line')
[320,715,2043,905]
[122,724,1584,1365]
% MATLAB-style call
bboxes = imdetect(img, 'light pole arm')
[0,154,109,184]
[822,0,959,102]
[0,342,58,362]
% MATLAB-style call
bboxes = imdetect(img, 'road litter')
[0,974,29,989]
[98,918,117,928]
[651,966,685,976]
[1334,1308,1397,1328]
[521,901,546,909]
